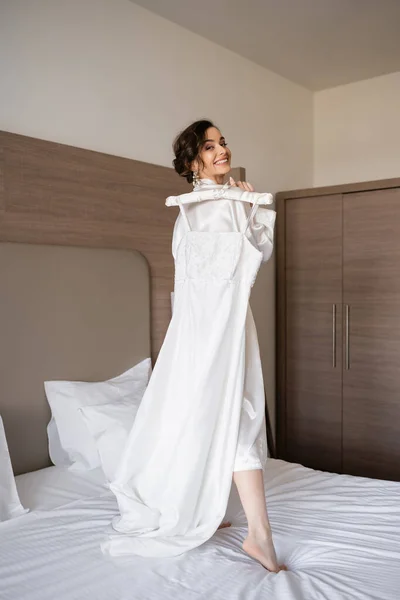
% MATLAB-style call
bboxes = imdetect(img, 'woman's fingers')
[229,178,255,192]
[229,177,244,189]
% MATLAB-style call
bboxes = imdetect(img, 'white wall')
[0,0,314,432]
[314,72,400,187]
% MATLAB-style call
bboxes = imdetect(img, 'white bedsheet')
[2,459,399,600]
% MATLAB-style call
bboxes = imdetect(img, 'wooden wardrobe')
[276,178,400,482]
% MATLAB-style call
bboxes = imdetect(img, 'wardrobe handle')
[345,305,350,370]
[332,304,336,368]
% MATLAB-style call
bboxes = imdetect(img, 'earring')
[192,171,200,188]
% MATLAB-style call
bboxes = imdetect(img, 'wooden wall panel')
[0,139,5,216]
[0,131,244,359]
[0,131,189,359]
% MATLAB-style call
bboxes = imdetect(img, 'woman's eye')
[205,146,214,151]
[222,142,228,147]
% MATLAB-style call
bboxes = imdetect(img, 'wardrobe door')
[285,195,343,472]
[343,188,400,481]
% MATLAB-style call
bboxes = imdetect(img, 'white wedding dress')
[103,180,276,558]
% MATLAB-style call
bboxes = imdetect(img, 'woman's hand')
[229,177,255,192]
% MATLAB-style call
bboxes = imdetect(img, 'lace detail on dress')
[248,250,263,288]
[175,232,243,283]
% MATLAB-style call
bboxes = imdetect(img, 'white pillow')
[0,416,28,521]
[45,358,151,471]
[80,399,140,481]
[47,416,73,467]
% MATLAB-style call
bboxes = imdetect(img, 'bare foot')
[218,521,231,530]
[243,530,287,572]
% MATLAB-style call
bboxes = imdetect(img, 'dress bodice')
[170,181,276,266]
[174,231,263,287]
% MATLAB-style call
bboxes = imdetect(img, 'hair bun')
[172,120,214,183]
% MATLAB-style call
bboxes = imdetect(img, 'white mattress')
[1,459,399,600]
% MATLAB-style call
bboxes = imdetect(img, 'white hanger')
[166,187,273,207]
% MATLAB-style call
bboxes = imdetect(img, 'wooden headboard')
[0,242,151,474]
[0,130,189,359]
[0,130,189,474]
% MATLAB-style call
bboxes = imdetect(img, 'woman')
[104,120,285,572]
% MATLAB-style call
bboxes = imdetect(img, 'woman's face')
[192,127,231,184]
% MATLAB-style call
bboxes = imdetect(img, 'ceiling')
[130,0,400,90]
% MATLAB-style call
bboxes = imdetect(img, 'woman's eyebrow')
[203,137,225,144]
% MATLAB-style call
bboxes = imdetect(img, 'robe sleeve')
[247,207,276,263]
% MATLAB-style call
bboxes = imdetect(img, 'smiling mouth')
[214,158,229,166]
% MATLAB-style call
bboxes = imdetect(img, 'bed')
[0,460,398,600]
[1,136,400,600]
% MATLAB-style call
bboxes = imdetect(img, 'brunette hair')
[172,119,215,183]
